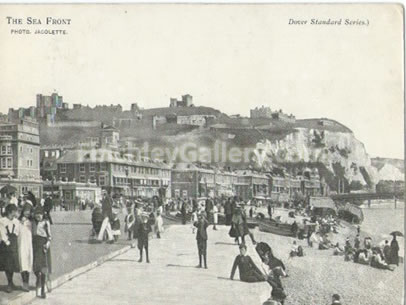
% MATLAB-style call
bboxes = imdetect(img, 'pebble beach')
[247,200,404,305]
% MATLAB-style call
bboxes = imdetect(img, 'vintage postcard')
[0,3,404,305]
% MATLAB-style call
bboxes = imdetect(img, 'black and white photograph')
[0,4,404,305]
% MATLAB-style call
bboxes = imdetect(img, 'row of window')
[272,186,302,193]
[26,159,34,168]
[59,163,170,177]
[174,189,188,198]
[0,157,12,169]
[71,175,106,185]
[113,177,161,186]
[19,145,35,154]
[0,145,12,155]
[113,164,163,176]
[43,150,61,158]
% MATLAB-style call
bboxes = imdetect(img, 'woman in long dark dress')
[390,235,400,266]
[229,206,244,244]
[32,206,52,299]
[0,204,20,293]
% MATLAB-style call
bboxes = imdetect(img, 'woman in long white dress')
[212,204,218,230]
[18,205,33,292]
[155,210,164,238]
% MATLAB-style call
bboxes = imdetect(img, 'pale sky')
[0,4,403,159]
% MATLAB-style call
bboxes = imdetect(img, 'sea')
[360,199,404,257]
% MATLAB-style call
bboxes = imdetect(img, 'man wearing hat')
[230,243,265,283]
[194,212,209,269]
[137,215,152,263]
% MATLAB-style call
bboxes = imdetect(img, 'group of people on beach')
[337,233,400,271]
[0,192,52,298]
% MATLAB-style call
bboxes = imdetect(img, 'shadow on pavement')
[217,276,232,281]
[176,253,193,256]
[0,284,24,292]
[215,242,237,246]
[166,264,198,269]
[73,239,131,246]
[109,259,138,263]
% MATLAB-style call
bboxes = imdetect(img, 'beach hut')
[309,197,337,216]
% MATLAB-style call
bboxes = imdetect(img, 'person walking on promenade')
[194,213,209,269]
[137,216,152,263]
[213,203,218,231]
[111,212,121,242]
[91,206,103,240]
[32,206,52,299]
[0,204,20,293]
[97,191,114,242]
[389,234,399,266]
[18,205,33,292]
[241,207,257,245]
[191,209,198,233]
[205,198,214,224]
[181,200,188,225]
[155,210,164,239]
[43,194,53,225]
[230,205,244,245]
[124,204,135,240]
[224,198,232,226]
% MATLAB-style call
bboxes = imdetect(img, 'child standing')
[124,205,135,240]
[155,210,164,239]
[0,204,20,293]
[111,212,121,242]
[213,204,218,231]
[137,216,151,263]
[191,209,198,233]
[32,206,52,299]
[91,206,103,240]
[19,205,33,292]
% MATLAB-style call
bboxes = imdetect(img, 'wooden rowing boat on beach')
[257,219,295,237]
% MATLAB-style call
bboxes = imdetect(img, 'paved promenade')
[27,225,270,305]
[0,211,132,304]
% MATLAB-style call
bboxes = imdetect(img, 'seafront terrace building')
[171,163,216,199]
[0,119,42,197]
[55,148,171,198]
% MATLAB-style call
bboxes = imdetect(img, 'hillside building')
[169,94,194,108]
[271,110,296,123]
[250,106,273,119]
